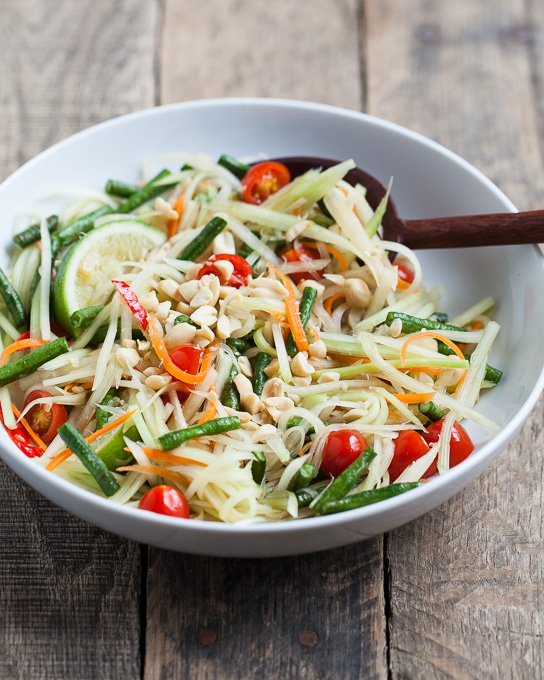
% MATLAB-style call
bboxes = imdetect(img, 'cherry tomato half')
[23,389,69,444]
[422,418,474,468]
[281,245,325,285]
[198,253,252,288]
[396,262,415,285]
[138,485,190,518]
[241,162,291,205]
[321,430,368,478]
[388,430,434,482]
[169,344,205,376]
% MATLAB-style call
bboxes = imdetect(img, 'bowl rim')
[1,96,543,536]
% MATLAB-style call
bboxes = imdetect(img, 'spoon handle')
[401,210,544,249]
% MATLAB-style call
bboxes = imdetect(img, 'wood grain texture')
[144,542,386,680]
[0,1,159,677]
[0,467,142,679]
[147,2,386,679]
[365,1,544,677]
[161,0,362,109]
[365,0,544,212]
[0,0,159,179]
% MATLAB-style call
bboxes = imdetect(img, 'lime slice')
[53,220,166,335]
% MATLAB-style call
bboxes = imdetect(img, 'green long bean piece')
[287,462,316,492]
[56,206,113,246]
[58,423,120,496]
[177,216,227,261]
[13,215,58,249]
[105,179,138,197]
[385,311,503,384]
[251,451,266,485]
[418,401,444,423]
[386,311,463,334]
[252,352,271,396]
[174,313,197,327]
[71,305,105,329]
[295,486,325,508]
[0,337,70,387]
[158,416,241,452]
[236,243,253,259]
[226,337,253,354]
[217,154,250,180]
[0,267,27,327]
[314,447,376,514]
[316,482,424,515]
[286,286,317,357]
[117,169,177,214]
[221,365,240,410]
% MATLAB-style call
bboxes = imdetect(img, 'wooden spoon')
[273,156,544,249]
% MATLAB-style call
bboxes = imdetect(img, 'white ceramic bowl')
[1,99,543,557]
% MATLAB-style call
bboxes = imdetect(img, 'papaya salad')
[0,153,502,522]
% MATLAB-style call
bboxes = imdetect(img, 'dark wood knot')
[298,629,319,648]
[196,627,218,646]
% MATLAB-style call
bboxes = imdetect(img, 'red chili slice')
[111,280,148,330]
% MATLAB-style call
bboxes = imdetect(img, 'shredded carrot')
[0,338,47,366]
[408,367,441,376]
[391,392,436,404]
[396,278,411,292]
[458,319,484,353]
[324,292,346,315]
[148,313,208,385]
[301,241,348,272]
[141,446,208,467]
[297,441,313,457]
[199,339,220,374]
[270,311,286,324]
[401,331,465,366]
[46,409,137,472]
[266,264,308,352]
[64,382,94,392]
[167,194,185,239]
[12,404,47,451]
[116,464,189,485]
[198,397,217,425]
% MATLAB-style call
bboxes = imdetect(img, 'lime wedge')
[53,220,166,335]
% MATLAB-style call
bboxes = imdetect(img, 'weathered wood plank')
[161,0,362,110]
[366,1,544,677]
[0,1,159,677]
[146,2,386,679]
[365,0,543,211]
[145,542,385,680]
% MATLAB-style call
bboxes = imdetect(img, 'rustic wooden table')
[1,1,543,678]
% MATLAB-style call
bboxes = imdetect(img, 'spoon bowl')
[274,156,544,249]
